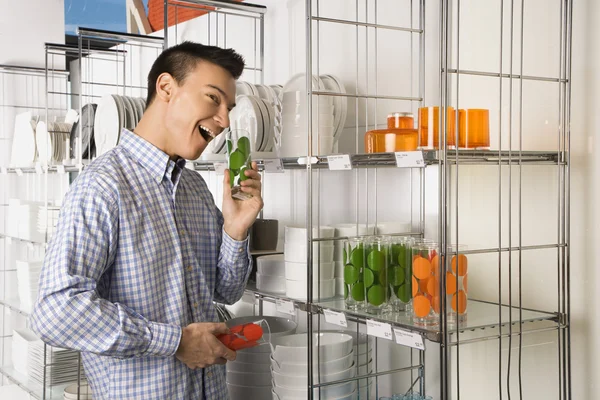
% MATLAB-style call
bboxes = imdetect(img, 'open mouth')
[198,125,216,142]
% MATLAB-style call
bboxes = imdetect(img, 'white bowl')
[227,360,272,373]
[285,261,335,280]
[284,243,335,263]
[332,223,376,237]
[226,370,272,386]
[286,278,335,300]
[228,383,273,400]
[272,332,353,364]
[281,135,336,157]
[235,350,272,364]
[282,91,333,106]
[256,272,286,294]
[282,113,335,128]
[257,254,285,276]
[270,350,355,375]
[63,383,92,400]
[273,381,356,399]
[285,225,335,242]
[375,221,412,235]
[282,125,336,137]
[272,362,356,388]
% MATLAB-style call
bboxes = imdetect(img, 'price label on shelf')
[323,309,348,328]
[15,168,23,177]
[395,151,425,168]
[366,319,393,340]
[393,328,425,351]
[1,166,8,175]
[263,158,284,173]
[57,165,66,175]
[213,161,227,175]
[327,154,352,171]
[276,299,295,315]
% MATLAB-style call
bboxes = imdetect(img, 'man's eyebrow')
[207,84,236,110]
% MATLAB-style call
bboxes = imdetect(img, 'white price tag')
[213,161,227,175]
[35,164,43,175]
[366,319,393,340]
[57,165,66,174]
[1,166,7,175]
[393,328,425,351]
[323,309,348,328]
[327,154,352,171]
[15,168,23,176]
[276,299,295,315]
[263,158,284,173]
[395,151,425,168]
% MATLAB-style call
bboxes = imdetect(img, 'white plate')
[11,112,37,166]
[135,97,146,118]
[112,95,126,135]
[95,95,121,155]
[252,95,269,151]
[259,97,275,151]
[121,96,137,129]
[35,121,51,163]
[236,81,254,96]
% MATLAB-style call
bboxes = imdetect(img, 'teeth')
[199,125,216,138]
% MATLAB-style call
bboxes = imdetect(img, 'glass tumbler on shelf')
[364,236,391,314]
[343,237,366,310]
[458,108,490,149]
[411,242,440,325]
[226,128,252,200]
[364,128,419,153]
[418,106,456,149]
[387,112,415,129]
[388,236,414,313]
[447,245,469,325]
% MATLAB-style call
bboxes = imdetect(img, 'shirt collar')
[118,129,187,185]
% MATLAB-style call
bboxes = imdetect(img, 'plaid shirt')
[29,129,252,399]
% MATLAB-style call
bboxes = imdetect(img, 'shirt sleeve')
[29,176,181,359]
[213,214,252,305]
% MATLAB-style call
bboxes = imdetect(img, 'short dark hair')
[146,41,245,106]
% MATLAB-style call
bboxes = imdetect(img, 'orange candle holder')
[365,128,419,153]
[411,242,440,326]
[446,245,468,326]
[387,112,414,130]
[458,109,490,149]
[418,107,456,149]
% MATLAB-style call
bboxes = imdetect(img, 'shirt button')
[207,371,213,378]
[238,248,244,253]
[187,266,193,272]
[180,230,185,236]
[194,302,198,308]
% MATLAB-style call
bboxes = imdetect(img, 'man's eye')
[209,94,219,104]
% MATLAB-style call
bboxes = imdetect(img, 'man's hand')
[222,161,264,240]
[175,322,236,369]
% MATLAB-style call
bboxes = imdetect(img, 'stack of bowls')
[284,225,336,300]
[226,316,297,400]
[271,332,360,399]
[280,74,335,157]
[331,224,376,296]
[256,255,286,295]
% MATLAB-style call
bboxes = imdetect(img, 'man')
[29,42,263,399]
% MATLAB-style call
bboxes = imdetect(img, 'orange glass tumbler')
[387,112,414,129]
[365,129,419,153]
[458,109,490,149]
[418,107,457,149]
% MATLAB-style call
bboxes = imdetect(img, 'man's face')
[163,61,236,160]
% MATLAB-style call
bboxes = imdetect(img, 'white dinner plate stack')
[256,255,286,295]
[226,316,297,400]
[95,94,146,155]
[284,225,335,301]
[37,206,60,240]
[12,328,82,386]
[15,260,42,313]
[271,332,366,400]
[331,224,376,296]
[9,112,38,167]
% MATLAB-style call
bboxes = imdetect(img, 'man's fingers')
[208,322,230,335]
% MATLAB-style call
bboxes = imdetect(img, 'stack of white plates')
[256,255,286,294]
[15,260,42,313]
[271,332,368,400]
[12,328,81,386]
[284,225,335,301]
[331,224,376,296]
[7,199,47,243]
[37,206,60,239]
[35,121,73,164]
[95,94,146,156]
[226,316,297,400]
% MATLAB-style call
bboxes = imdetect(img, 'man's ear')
[156,72,175,102]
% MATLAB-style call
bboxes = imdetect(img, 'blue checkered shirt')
[29,129,252,399]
